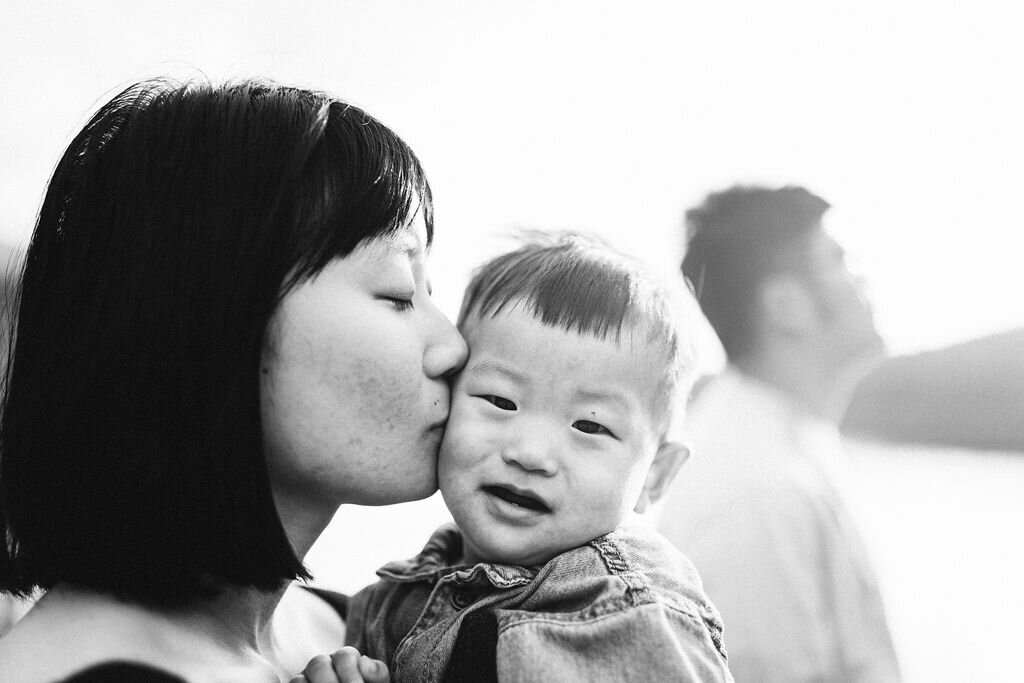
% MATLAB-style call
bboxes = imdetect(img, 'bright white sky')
[2,1,1022,354]
[2,3,1022,680]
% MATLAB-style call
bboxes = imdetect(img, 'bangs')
[464,248,638,342]
[281,101,433,293]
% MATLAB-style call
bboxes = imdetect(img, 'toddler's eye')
[573,420,613,437]
[480,395,517,411]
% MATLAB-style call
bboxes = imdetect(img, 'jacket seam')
[495,599,710,634]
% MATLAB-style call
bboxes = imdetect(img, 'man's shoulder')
[687,369,797,439]
[675,374,825,500]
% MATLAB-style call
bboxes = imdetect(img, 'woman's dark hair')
[0,78,433,606]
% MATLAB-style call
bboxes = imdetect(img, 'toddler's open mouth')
[483,485,551,513]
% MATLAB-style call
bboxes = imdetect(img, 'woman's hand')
[290,646,390,683]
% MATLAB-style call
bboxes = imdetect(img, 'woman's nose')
[423,305,468,379]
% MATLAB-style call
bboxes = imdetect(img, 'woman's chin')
[402,480,440,504]
[354,479,439,507]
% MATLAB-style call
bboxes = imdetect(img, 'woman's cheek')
[351,354,421,423]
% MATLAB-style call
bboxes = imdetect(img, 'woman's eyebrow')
[399,242,424,259]
[377,237,422,260]
[385,227,426,259]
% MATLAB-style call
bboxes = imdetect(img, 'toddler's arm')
[291,646,390,683]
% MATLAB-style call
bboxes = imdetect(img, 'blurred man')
[658,186,901,682]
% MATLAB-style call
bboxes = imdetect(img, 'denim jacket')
[346,523,733,683]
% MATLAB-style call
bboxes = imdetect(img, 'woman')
[0,78,467,681]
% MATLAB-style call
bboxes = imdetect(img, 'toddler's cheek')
[440,420,488,465]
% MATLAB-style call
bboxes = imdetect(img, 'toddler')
[309,233,732,683]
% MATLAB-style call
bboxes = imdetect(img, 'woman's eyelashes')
[379,292,415,311]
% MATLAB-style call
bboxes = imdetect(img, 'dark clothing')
[62,662,185,682]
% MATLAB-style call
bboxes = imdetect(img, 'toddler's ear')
[634,442,691,514]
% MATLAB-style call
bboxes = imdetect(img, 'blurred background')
[2,2,1021,680]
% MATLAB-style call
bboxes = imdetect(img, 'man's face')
[799,230,885,366]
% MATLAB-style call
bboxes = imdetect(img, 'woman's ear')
[634,442,691,514]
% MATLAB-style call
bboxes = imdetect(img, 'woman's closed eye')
[476,395,517,411]
[573,420,615,437]
[379,294,414,312]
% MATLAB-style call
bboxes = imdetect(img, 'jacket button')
[450,588,474,609]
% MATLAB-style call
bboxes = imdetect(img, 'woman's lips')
[482,484,551,513]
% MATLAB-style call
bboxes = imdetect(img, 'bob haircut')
[682,185,830,363]
[458,232,700,431]
[0,78,433,606]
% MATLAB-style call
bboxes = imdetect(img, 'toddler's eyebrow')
[468,360,525,384]
[574,388,631,414]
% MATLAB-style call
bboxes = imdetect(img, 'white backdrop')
[3,2,1023,681]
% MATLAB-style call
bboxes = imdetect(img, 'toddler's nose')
[501,426,557,476]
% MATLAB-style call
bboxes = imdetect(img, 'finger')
[289,677,308,683]
[331,646,365,683]
[358,655,391,683]
[301,654,339,683]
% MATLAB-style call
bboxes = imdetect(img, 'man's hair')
[0,78,432,607]
[682,185,831,362]
[459,232,700,429]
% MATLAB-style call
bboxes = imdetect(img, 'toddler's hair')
[458,231,700,429]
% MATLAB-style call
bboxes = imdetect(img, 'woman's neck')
[273,489,340,560]
[182,583,291,654]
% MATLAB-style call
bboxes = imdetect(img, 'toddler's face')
[438,302,667,566]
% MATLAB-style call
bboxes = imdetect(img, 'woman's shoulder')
[0,584,347,682]
[0,621,176,683]
[280,582,347,638]
[269,583,348,674]
[0,588,260,683]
